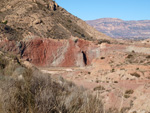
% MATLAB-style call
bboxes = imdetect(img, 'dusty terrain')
[0,0,150,113]
[41,41,150,113]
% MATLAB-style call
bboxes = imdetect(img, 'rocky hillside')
[1,1,150,112]
[86,18,150,40]
[0,0,111,41]
[0,0,112,67]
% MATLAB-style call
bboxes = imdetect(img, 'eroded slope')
[0,0,112,40]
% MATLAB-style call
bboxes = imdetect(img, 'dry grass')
[0,52,21,76]
[0,51,104,113]
[0,69,104,113]
[97,39,111,44]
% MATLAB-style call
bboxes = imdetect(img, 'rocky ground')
[41,40,150,113]
[0,0,150,113]
[1,30,150,112]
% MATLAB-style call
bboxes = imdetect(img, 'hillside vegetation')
[0,0,112,41]
[0,51,105,113]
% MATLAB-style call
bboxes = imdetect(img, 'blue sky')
[56,0,150,21]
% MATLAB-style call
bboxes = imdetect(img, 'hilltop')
[0,0,111,41]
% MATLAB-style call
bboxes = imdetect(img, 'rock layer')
[0,37,100,67]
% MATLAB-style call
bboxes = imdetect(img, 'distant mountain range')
[86,18,150,40]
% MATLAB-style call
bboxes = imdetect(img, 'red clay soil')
[0,37,100,67]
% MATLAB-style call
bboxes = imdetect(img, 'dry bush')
[0,69,104,113]
[97,39,111,44]
[125,90,134,95]
[93,85,105,91]
[0,52,20,76]
[130,72,140,78]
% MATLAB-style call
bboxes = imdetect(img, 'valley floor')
[41,42,150,113]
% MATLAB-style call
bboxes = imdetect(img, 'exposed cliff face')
[86,18,150,40]
[0,38,100,67]
[0,0,112,67]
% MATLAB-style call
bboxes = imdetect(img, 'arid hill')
[0,0,112,67]
[86,18,150,40]
[0,0,111,41]
[1,1,150,112]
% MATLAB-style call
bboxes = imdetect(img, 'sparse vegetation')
[88,72,91,74]
[94,85,105,91]
[0,69,104,113]
[100,57,105,59]
[124,95,130,98]
[97,39,111,44]
[126,54,133,59]
[125,89,134,95]
[1,0,150,112]
[114,81,118,83]
[123,89,134,99]
[111,68,115,72]
[146,55,150,58]
[0,23,22,41]
[0,52,104,113]
[0,52,20,76]
[1,20,8,25]
[130,72,140,78]
[67,19,72,23]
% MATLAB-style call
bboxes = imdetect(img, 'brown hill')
[0,0,112,67]
[0,0,111,41]
[86,18,150,40]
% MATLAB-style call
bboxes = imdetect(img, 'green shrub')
[1,20,8,25]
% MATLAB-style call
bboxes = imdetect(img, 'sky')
[56,0,150,21]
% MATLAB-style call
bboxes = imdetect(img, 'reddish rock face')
[22,38,64,66]
[0,38,100,67]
